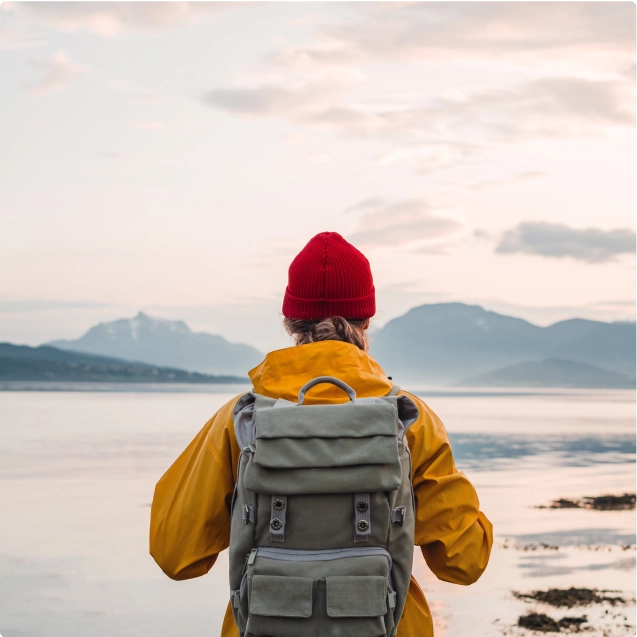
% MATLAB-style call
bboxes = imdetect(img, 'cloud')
[24,51,87,95]
[203,82,408,137]
[343,197,387,214]
[496,222,636,263]
[0,4,46,49]
[347,199,465,248]
[0,26,46,50]
[473,228,493,241]
[199,3,633,177]
[588,299,636,309]
[279,3,635,66]
[203,85,306,116]
[525,77,634,126]
[3,1,227,37]
[202,73,634,158]
[415,77,634,140]
[0,299,117,313]
[202,67,365,122]
[467,171,547,191]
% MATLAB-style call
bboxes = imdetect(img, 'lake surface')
[0,387,634,636]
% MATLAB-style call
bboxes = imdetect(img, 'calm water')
[0,387,634,637]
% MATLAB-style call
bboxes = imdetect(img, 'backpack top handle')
[297,376,357,404]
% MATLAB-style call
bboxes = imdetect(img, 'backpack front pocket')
[250,575,313,617]
[246,574,314,637]
[325,575,388,637]
[242,548,393,637]
[326,575,387,616]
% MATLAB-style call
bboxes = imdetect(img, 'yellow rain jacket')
[150,341,493,636]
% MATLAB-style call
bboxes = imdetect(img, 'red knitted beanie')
[282,232,376,320]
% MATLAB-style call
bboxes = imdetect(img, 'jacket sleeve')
[405,393,493,585]
[149,395,243,581]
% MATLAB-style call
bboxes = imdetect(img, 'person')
[149,231,493,637]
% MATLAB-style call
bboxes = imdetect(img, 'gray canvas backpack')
[229,376,419,637]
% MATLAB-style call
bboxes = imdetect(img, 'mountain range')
[0,343,247,384]
[49,312,263,376]
[16,303,633,388]
[369,303,635,386]
[456,358,635,389]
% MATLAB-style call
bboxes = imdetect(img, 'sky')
[1,1,635,353]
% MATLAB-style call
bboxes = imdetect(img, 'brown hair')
[283,316,370,351]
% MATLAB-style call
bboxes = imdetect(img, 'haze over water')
[0,387,634,636]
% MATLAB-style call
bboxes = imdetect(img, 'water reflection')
[514,528,635,547]
[0,389,633,637]
[449,433,636,469]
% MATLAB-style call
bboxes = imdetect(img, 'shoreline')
[0,381,635,397]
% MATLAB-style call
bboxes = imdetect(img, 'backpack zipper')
[252,546,392,571]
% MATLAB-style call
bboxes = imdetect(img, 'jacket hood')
[248,340,393,403]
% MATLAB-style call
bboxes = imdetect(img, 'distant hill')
[48,312,263,376]
[370,303,636,385]
[0,343,248,384]
[457,358,636,389]
[547,319,636,377]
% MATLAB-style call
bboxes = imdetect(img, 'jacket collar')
[248,340,393,404]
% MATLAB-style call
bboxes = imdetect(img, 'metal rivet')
[357,519,369,532]
[356,501,369,513]
[270,518,283,531]
[273,498,285,510]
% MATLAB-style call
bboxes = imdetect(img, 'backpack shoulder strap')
[386,383,419,435]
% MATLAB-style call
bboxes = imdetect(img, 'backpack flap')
[254,403,399,468]
[243,402,402,495]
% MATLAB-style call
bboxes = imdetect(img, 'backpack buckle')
[391,506,406,527]
[242,504,255,524]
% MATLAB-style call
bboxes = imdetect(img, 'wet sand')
[0,387,634,636]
